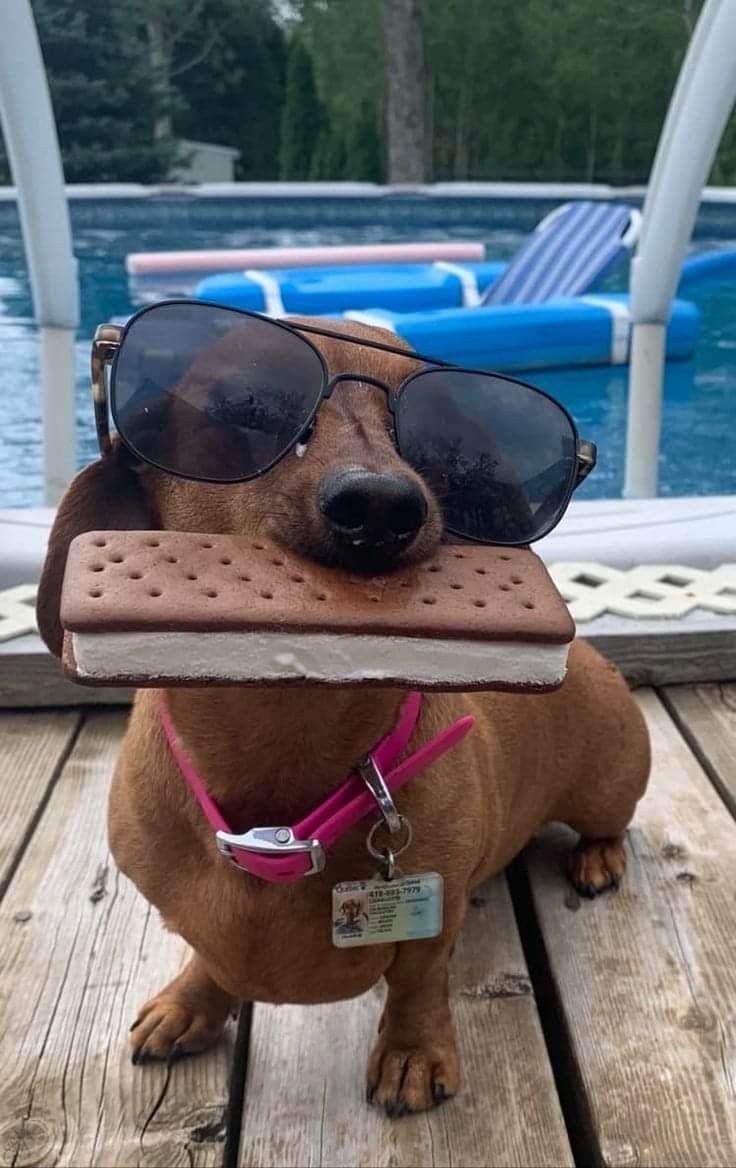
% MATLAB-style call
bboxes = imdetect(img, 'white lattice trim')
[2,565,736,645]
[550,562,736,621]
[0,584,38,642]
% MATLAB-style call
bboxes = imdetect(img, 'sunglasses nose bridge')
[323,371,395,404]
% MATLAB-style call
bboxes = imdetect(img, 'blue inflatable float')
[343,296,698,372]
[191,249,736,372]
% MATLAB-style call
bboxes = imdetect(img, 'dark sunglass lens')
[396,370,577,544]
[111,303,325,481]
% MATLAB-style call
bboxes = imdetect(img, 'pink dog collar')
[160,693,474,884]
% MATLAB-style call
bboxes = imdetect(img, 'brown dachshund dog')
[37,320,650,1116]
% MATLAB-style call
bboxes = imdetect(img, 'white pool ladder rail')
[625,0,736,498]
[0,0,78,506]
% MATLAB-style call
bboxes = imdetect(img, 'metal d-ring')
[358,755,402,833]
[366,815,413,867]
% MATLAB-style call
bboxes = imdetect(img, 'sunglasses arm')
[575,439,597,486]
[90,324,123,456]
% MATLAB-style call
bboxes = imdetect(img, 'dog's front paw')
[129,992,228,1064]
[568,834,626,898]
[367,1034,460,1116]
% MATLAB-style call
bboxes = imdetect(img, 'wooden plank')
[525,689,736,1168]
[0,712,235,1167]
[585,627,736,687]
[0,709,80,895]
[238,877,573,1168]
[0,636,132,708]
[662,683,736,818]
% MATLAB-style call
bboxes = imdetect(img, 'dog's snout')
[319,467,427,553]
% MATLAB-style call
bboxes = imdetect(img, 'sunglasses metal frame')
[90,299,597,545]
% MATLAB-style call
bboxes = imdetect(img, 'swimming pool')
[1,195,735,507]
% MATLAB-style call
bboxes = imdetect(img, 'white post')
[40,327,77,503]
[624,324,666,498]
[0,0,79,504]
[624,0,736,498]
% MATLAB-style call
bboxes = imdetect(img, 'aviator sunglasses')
[91,300,596,547]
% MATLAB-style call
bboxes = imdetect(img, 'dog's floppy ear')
[37,446,156,657]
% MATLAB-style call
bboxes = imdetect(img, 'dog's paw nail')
[129,1017,142,1032]
[131,1048,143,1066]
[432,1082,448,1105]
[366,1084,376,1105]
[385,1101,407,1119]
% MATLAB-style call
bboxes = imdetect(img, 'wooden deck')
[0,686,735,1167]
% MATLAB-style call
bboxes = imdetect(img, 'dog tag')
[331,872,443,948]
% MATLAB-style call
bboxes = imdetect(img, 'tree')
[24,0,180,183]
[381,0,425,182]
[279,36,324,179]
[1,0,286,184]
[286,0,384,181]
[523,0,691,184]
[172,0,286,180]
[424,0,537,180]
[5,0,736,188]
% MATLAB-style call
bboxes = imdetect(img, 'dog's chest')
[167,862,395,1004]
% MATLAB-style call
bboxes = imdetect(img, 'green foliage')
[422,0,700,184]
[280,0,384,181]
[424,0,534,180]
[279,36,324,179]
[25,0,180,183]
[1,0,285,183]
[3,0,736,186]
[520,0,696,184]
[171,0,286,180]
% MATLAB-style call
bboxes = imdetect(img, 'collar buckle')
[215,826,325,876]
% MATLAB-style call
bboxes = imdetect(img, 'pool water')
[535,274,736,499]
[1,197,735,507]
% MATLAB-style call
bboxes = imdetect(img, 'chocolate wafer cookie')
[60,532,575,691]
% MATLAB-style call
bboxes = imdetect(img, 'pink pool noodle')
[126,241,485,276]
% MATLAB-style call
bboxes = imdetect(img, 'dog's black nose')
[319,467,427,556]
